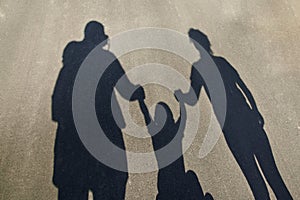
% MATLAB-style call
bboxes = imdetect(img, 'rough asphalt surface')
[0,0,299,199]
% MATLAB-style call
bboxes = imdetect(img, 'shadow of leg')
[254,130,293,200]
[91,171,127,200]
[225,133,270,200]
[58,186,88,200]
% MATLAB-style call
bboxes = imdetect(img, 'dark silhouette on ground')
[175,28,293,200]
[52,21,144,200]
[139,100,214,200]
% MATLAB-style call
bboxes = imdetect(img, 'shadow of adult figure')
[175,28,293,200]
[139,100,214,200]
[52,21,144,200]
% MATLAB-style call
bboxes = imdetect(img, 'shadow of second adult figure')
[52,21,144,200]
[176,28,293,200]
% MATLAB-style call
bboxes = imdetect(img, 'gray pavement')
[0,0,299,199]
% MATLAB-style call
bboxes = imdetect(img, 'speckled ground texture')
[0,0,299,199]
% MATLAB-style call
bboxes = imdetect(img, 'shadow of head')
[188,28,213,54]
[84,21,109,46]
[154,102,175,129]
